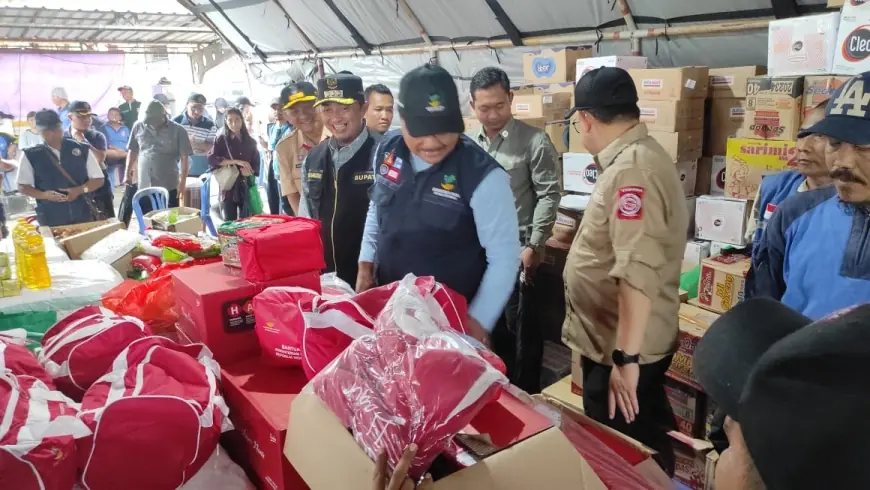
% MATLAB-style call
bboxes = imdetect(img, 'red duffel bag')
[237,218,325,282]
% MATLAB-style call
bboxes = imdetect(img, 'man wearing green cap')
[126,100,193,212]
[299,72,379,285]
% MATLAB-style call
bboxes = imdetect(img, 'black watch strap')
[613,349,640,366]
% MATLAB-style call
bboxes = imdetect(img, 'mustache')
[831,167,867,184]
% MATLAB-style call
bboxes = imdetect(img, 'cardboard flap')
[436,428,608,490]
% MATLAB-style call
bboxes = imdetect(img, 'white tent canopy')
[180,0,836,108]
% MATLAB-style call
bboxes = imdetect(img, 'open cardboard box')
[286,390,611,490]
[143,207,203,235]
[50,218,124,260]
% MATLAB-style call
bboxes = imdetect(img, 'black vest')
[371,132,502,302]
[303,134,376,285]
[25,140,93,227]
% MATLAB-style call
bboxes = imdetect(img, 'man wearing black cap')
[562,67,688,474]
[65,101,114,218]
[299,72,378,285]
[265,97,293,214]
[117,85,140,130]
[17,109,105,227]
[694,298,870,490]
[356,63,520,345]
[275,81,330,215]
[751,73,870,320]
[174,93,216,178]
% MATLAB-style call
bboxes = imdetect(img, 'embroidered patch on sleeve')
[616,186,645,220]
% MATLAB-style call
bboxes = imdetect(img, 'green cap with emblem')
[398,63,464,137]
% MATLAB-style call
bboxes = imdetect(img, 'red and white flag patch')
[616,186,644,220]
[763,202,776,220]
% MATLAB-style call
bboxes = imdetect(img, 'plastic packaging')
[320,273,355,297]
[80,229,143,265]
[310,275,507,479]
[131,255,162,275]
[180,448,256,490]
[148,231,221,257]
[217,215,292,268]
[13,221,51,290]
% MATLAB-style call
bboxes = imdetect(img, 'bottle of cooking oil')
[14,222,51,290]
[12,220,30,287]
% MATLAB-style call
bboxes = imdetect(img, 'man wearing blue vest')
[299,72,379,286]
[747,100,832,254]
[16,110,104,227]
[356,63,521,343]
[751,73,870,319]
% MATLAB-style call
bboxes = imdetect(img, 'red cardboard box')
[174,262,320,364]
[221,359,310,490]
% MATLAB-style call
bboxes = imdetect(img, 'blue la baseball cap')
[800,72,870,145]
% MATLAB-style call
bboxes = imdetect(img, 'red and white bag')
[355,276,469,335]
[237,218,325,282]
[77,336,231,490]
[0,373,91,490]
[39,305,151,399]
[301,296,374,379]
[253,287,320,366]
[0,330,54,389]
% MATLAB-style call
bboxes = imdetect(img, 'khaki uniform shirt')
[275,127,330,197]
[562,124,688,365]
[471,118,561,247]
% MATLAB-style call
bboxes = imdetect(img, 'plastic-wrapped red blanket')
[309,275,508,480]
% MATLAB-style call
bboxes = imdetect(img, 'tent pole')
[614,0,641,55]
[249,18,772,62]
[396,0,437,63]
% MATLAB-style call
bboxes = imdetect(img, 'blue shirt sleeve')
[359,145,382,263]
[467,169,522,332]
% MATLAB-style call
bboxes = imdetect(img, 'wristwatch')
[612,349,640,367]
[82,185,90,194]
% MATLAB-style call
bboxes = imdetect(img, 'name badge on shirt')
[307,171,323,180]
[353,171,374,183]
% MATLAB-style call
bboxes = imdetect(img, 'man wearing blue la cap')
[750,72,870,319]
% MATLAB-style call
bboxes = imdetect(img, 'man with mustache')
[746,100,832,254]
[751,73,870,319]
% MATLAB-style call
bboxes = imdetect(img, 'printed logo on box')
[841,25,870,63]
[532,57,557,77]
[729,107,746,118]
[582,163,598,185]
[515,103,531,113]
[711,75,734,86]
[639,107,658,119]
[642,79,663,88]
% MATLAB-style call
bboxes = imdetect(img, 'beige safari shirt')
[275,127,330,197]
[562,124,688,365]
[471,118,561,248]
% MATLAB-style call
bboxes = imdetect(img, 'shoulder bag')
[212,135,240,192]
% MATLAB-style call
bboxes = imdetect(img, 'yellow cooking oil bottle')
[13,221,51,290]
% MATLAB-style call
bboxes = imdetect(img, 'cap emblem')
[326,78,338,89]
[426,93,445,113]
[829,78,870,118]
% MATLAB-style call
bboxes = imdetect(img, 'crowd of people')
[3,62,870,489]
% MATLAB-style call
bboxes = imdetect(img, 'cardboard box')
[670,432,716,490]
[638,99,705,132]
[709,241,737,257]
[694,195,751,246]
[739,76,804,141]
[666,378,708,439]
[725,138,797,199]
[668,303,721,390]
[523,47,592,84]
[53,219,124,260]
[768,12,840,76]
[802,75,850,119]
[677,160,698,198]
[545,120,570,153]
[648,129,703,162]
[627,67,710,100]
[696,156,726,196]
[541,376,584,416]
[707,66,767,98]
[464,117,481,134]
[697,254,751,314]
[512,93,572,121]
[705,398,718,441]
[684,240,711,270]
[829,0,844,7]
[834,4,870,75]
[576,56,648,81]
[534,82,575,105]
[707,98,746,157]
[562,153,598,193]
[286,390,612,489]
[143,207,202,235]
[221,359,309,490]
[173,262,321,365]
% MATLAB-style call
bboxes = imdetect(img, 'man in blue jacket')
[747,100,832,254]
[751,72,870,319]
[355,63,520,344]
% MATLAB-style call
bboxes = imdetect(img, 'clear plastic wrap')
[319,272,356,297]
[309,274,508,480]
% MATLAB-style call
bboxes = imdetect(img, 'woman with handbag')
[207,107,260,221]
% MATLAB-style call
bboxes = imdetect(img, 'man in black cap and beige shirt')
[299,72,378,286]
[65,100,114,218]
[563,67,688,474]
[695,298,870,490]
